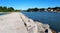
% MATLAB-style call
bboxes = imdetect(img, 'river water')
[22,12,60,32]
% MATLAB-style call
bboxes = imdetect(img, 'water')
[22,12,60,32]
[0,14,4,16]
[0,12,10,16]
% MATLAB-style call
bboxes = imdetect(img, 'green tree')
[27,8,33,12]
[2,6,7,12]
[0,6,15,12]
[33,8,38,11]
[0,6,3,12]
[27,8,39,12]
[8,7,14,12]
[39,8,45,11]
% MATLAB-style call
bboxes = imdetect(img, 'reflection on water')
[22,12,60,32]
[0,12,10,16]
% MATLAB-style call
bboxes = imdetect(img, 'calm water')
[0,14,4,15]
[0,12,10,16]
[22,12,60,32]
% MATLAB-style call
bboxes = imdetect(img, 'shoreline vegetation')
[26,7,60,12]
[0,6,60,12]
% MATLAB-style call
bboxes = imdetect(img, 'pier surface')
[0,12,52,33]
[0,13,28,33]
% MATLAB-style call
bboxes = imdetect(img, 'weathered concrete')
[0,13,28,33]
[0,12,52,33]
[19,13,52,33]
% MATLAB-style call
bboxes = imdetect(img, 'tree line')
[27,7,60,12]
[0,6,15,12]
[0,6,60,12]
[0,6,21,12]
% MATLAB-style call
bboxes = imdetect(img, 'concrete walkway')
[0,12,28,33]
[0,12,52,33]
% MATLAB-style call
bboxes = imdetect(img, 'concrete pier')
[0,13,28,33]
[0,12,52,33]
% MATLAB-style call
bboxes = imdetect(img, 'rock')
[20,13,52,33]
[51,29,56,33]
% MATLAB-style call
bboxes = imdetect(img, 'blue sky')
[0,0,60,10]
